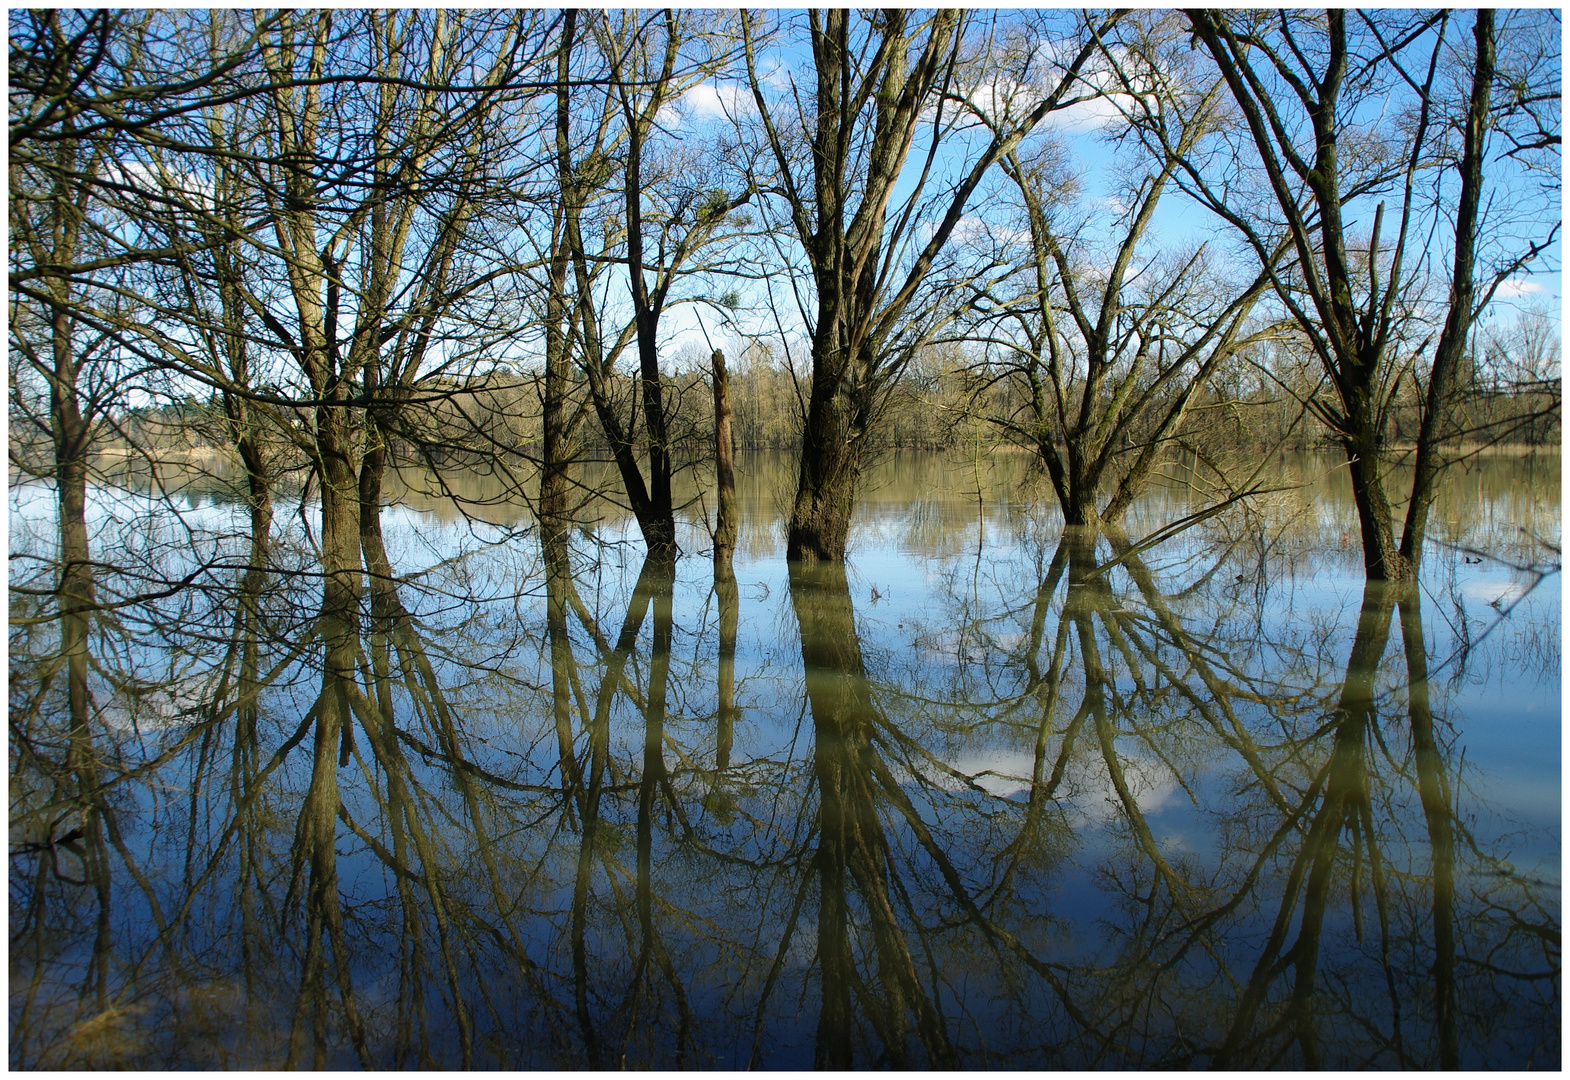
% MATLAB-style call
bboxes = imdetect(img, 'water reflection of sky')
[12,453,1561,851]
[9,450,1560,1069]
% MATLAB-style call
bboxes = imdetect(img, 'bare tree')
[559,10,753,556]
[968,20,1286,534]
[740,9,1119,561]
[102,12,553,1063]
[1183,9,1558,580]
[8,14,159,1011]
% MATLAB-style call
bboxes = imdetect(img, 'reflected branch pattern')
[8,475,1560,1069]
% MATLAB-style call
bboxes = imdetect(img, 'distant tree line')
[13,10,1560,576]
[19,301,1559,477]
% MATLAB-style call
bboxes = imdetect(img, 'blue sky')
[641,9,1558,369]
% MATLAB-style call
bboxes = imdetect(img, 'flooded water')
[9,450,1561,1068]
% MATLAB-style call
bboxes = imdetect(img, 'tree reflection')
[8,505,1558,1069]
[1211,582,1398,1069]
[790,561,957,1068]
[976,527,1558,1069]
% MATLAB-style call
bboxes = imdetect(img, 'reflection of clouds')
[1457,576,1533,607]
[12,443,1558,1068]
[913,744,1180,816]
[1076,752,1179,821]
[99,673,211,733]
[929,748,1037,797]
[990,631,1025,653]
[1126,757,1180,814]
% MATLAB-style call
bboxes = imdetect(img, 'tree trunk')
[54,354,94,767]
[1343,423,1406,581]
[315,406,363,723]
[787,340,868,563]
[1213,582,1396,1068]
[711,347,740,780]
[790,561,957,1067]
[47,287,115,1011]
[540,258,574,545]
[312,402,362,822]
[633,313,676,550]
[1397,589,1457,1069]
[1400,10,1493,574]
[711,347,738,567]
[543,531,581,799]
[358,418,400,741]
[1062,458,1102,531]
[713,573,738,776]
[287,400,368,1067]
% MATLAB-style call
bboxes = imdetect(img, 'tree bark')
[1400,10,1493,573]
[52,299,95,775]
[714,572,738,776]
[712,345,739,781]
[711,347,738,569]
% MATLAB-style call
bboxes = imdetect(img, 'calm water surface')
[9,450,1561,1068]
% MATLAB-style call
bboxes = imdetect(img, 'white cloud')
[105,159,215,209]
[959,35,1145,135]
[1495,278,1545,299]
[951,213,1029,247]
[1040,93,1132,132]
[1099,193,1131,216]
[685,82,751,118]
[957,71,1134,135]
[756,59,792,91]
[658,81,753,127]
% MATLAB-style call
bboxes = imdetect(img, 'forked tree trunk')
[1399,10,1494,575]
[777,10,960,564]
[750,11,1107,561]
[1190,10,1499,585]
[787,387,867,563]
[1344,427,1405,582]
